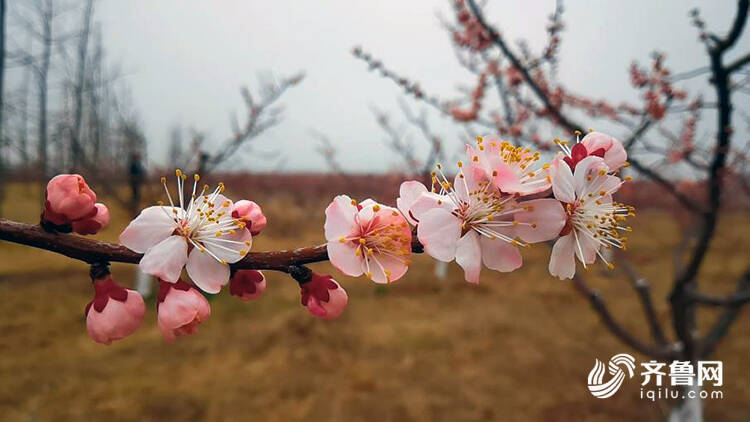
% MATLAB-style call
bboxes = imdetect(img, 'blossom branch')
[464,0,706,216]
[465,0,582,134]
[0,218,423,273]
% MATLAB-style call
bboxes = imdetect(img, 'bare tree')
[0,0,6,214]
[198,73,304,175]
[67,0,93,170]
[355,1,749,418]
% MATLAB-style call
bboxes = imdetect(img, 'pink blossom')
[554,132,627,172]
[416,164,564,283]
[300,274,348,320]
[231,200,267,236]
[229,270,266,301]
[466,137,551,195]
[580,132,627,170]
[72,203,110,235]
[120,171,252,294]
[548,156,633,279]
[325,195,412,284]
[156,279,211,343]
[85,276,145,345]
[43,174,97,225]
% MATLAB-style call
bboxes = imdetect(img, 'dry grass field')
[0,180,748,421]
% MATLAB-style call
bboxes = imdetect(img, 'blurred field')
[0,180,748,421]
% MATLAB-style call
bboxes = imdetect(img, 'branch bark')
[570,274,675,360]
[619,259,670,346]
[0,218,423,273]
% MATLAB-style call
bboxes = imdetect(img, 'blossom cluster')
[40,131,634,346]
[390,132,632,282]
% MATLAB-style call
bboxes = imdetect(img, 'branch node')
[89,261,111,280]
[288,265,313,284]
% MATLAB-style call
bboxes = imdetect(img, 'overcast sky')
[94,0,749,173]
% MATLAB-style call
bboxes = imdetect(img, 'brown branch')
[466,0,705,215]
[619,259,670,346]
[466,0,583,135]
[713,0,748,53]
[689,290,750,306]
[570,274,675,360]
[0,218,423,273]
[726,52,750,74]
[627,157,704,214]
[698,269,750,357]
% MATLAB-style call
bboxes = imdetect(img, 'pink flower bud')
[44,174,97,224]
[156,279,211,343]
[229,270,266,301]
[300,274,348,320]
[231,200,267,236]
[85,276,145,345]
[72,203,110,235]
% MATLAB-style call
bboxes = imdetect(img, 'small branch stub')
[289,265,313,284]
[89,262,111,280]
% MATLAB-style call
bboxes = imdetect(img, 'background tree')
[354,1,749,419]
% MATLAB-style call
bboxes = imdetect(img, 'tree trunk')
[70,0,94,170]
[37,0,53,178]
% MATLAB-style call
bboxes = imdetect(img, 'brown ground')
[0,181,748,421]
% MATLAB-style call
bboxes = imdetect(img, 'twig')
[689,290,750,306]
[726,52,750,74]
[698,269,750,357]
[619,259,670,346]
[570,274,675,360]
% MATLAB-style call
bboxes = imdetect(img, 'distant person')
[197,151,210,176]
[129,153,145,213]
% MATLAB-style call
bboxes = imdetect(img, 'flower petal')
[480,236,522,273]
[327,240,364,277]
[572,229,598,265]
[581,131,627,170]
[396,181,428,225]
[492,161,523,193]
[119,206,179,253]
[139,235,188,282]
[603,140,627,170]
[367,253,409,284]
[358,198,378,209]
[417,208,461,262]
[573,156,608,197]
[202,228,252,264]
[186,248,230,294]
[324,195,358,240]
[455,231,482,283]
[514,199,566,243]
[551,162,576,203]
[409,192,453,221]
[549,234,576,280]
